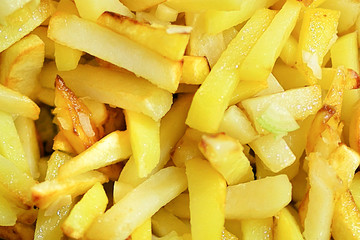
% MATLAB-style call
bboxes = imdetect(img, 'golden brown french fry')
[97,12,190,61]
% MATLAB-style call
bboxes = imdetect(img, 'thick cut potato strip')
[225,175,292,219]
[0,0,54,53]
[61,182,108,239]
[39,62,172,121]
[238,0,301,83]
[84,167,187,240]
[47,12,182,93]
[331,32,359,74]
[121,0,165,11]
[0,84,40,120]
[180,56,209,85]
[273,206,303,240]
[152,208,190,237]
[240,218,273,240]
[31,171,108,209]
[186,158,226,240]
[97,12,189,61]
[119,94,192,186]
[186,8,277,133]
[125,110,160,178]
[58,131,131,179]
[166,0,244,12]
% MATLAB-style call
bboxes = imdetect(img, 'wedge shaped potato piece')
[185,158,226,240]
[32,171,108,209]
[125,110,160,178]
[58,131,131,179]
[250,134,296,173]
[199,133,253,185]
[62,182,108,239]
[238,0,301,83]
[218,105,258,145]
[54,75,101,154]
[48,12,182,93]
[241,85,322,133]
[84,167,187,240]
[297,8,340,83]
[39,62,172,121]
[97,12,189,61]
[225,175,292,219]
[185,8,277,133]
[332,190,360,240]
[273,206,303,240]
[0,34,44,98]
[0,0,54,53]
[240,217,273,240]
[74,0,133,21]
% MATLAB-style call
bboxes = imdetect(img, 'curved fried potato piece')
[53,75,102,154]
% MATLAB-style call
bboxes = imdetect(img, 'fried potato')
[48,12,182,93]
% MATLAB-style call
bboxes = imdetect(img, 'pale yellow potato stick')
[186,8,277,133]
[58,130,131,179]
[0,0,54,53]
[48,12,182,93]
[185,158,226,240]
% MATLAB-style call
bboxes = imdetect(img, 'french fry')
[0,0,54,53]
[195,0,278,34]
[166,0,245,12]
[39,62,172,121]
[331,31,359,74]
[58,130,131,179]
[0,153,36,209]
[121,0,165,12]
[273,206,303,240]
[218,105,259,145]
[119,94,192,186]
[180,56,209,85]
[31,26,55,59]
[164,193,190,219]
[186,8,277,133]
[238,0,301,83]
[131,218,152,240]
[0,34,44,98]
[125,110,160,178]
[97,12,190,61]
[240,217,273,240]
[185,158,226,240]
[84,167,187,240]
[48,12,182,93]
[0,0,35,23]
[279,35,298,67]
[297,8,340,83]
[199,133,253,185]
[61,182,108,239]
[152,208,190,237]
[0,194,18,226]
[32,170,108,209]
[225,175,292,219]
[74,0,133,21]
[14,116,41,179]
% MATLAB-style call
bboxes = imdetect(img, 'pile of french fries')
[1,0,360,239]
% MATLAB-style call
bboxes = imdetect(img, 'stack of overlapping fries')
[1,0,360,239]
